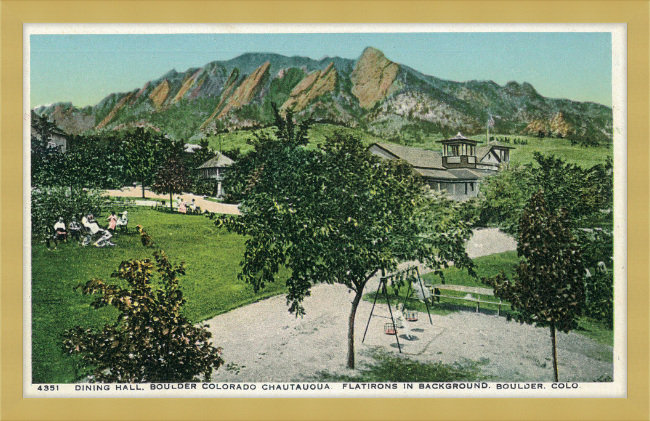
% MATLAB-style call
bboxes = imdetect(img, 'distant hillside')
[33,47,613,143]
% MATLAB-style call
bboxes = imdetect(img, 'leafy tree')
[32,131,130,191]
[223,104,310,203]
[30,112,58,151]
[123,128,176,198]
[152,152,193,210]
[31,186,105,239]
[214,107,474,369]
[478,154,614,327]
[62,226,224,382]
[482,191,585,381]
[479,153,613,235]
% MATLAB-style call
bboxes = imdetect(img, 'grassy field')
[365,251,613,348]
[203,123,385,155]
[31,208,289,383]
[204,125,612,169]
[315,349,492,382]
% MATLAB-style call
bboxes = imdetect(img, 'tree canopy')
[214,107,474,369]
[482,191,585,381]
[152,151,193,210]
[478,153,613,327]
[122,127,177,197]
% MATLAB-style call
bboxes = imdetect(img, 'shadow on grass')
[363,292,515,318]
[312,348,493,382]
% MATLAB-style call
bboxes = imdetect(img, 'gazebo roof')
[197,153,235,169]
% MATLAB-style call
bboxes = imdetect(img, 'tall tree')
[482,191,585,381]
[123,128,175,198]
[62,226,224,382]
[214,107,474,369]
[152,152,193,210]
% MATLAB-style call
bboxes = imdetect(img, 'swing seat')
[404,310,418,322]
[384,323,397,335]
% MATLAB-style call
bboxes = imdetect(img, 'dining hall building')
[368,133,514,201]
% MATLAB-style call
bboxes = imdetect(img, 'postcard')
[24,23,626,398]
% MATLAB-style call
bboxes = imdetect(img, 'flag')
[488,115,495,127]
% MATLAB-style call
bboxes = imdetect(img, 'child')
[107,211,118,231]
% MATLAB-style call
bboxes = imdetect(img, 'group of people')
[175,197,199,214]
[50,210,128,248]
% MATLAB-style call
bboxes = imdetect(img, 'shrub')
[585,269,614,329]
[31,187,104,238]
[62,226,224,382]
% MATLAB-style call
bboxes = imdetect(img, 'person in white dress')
[395,303,414,340]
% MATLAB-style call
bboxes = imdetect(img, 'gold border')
[4,1,648,420]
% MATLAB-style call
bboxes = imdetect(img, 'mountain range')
[33,47,613,142]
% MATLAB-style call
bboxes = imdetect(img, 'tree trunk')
[142,178,146,198]
[170,192,173,211]
[550,323,559,382]
[347,289,363,369]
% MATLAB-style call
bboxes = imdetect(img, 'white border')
[23,23,627,399]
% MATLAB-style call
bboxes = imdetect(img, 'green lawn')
[365,251,613,348]
[315,349,492,382]
[406,133,612,169]
[31,208,289,383]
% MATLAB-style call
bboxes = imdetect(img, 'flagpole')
[486,115,490,146]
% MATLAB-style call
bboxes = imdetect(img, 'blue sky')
[30,32,612,108]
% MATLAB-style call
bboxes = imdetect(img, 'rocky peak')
[351,47,400,108]
[216,61,271,119]
[281,62,337,112]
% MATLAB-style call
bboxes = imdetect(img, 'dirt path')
[104,186,240,215]
[204,228,613,382]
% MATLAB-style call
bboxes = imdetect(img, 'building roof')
[197,153,235,169]
[475,145,492,162]
[418,168,493,182]
[416,168,458,180]
[372,143,444,170]
[475,141,515,162]
[486,140,515,150]
[436,132,479,145]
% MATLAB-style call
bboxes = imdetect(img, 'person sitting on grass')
[81,213,115,247]
[178,198,187,214]
[93,229,115,247]
[68,216,82,241]
[53,217,67,242]
[189,198,196,213]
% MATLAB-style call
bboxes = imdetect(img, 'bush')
[31,187,105,238]
[61,226,224,382]
[585,269,614,329]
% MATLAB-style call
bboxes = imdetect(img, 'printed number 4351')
[38,385,59,391]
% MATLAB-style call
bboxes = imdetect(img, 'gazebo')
[196,153,235,198]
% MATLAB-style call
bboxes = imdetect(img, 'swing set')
[361,266,432,353]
